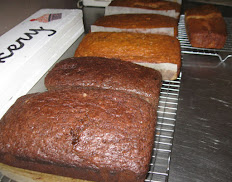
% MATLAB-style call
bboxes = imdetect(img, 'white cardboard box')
[0,9,84,119]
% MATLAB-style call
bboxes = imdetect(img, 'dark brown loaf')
[74,32,181,80]
[0,88,156,182]
[185,4,227,49]
[45,57,162,108]
[91,14,178,37]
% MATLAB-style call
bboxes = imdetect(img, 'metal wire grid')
[145,73,182,182]
[178,15,232,62]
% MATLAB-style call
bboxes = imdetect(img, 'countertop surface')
[169,54,232,182]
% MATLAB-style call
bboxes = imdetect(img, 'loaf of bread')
[105,0,181,19]
[91,14,178,37]
[45,57,162,108]
[74,32,181,80]
[0,87,156,182]
[185,4,227,49]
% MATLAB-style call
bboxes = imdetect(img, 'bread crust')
[45,57,161,108]
[0,88,156,182]
[185,5,227,49]
[92,14,178,36]
[74,32,181,80]
[109,0,181,12]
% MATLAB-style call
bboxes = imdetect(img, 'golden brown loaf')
[91,14,178,37]
[105,0,181,18]
[45,57,162,108]
[109,0,181,12]
[74,32,181,80]
[0,88,156,182]
[185,4,227,49]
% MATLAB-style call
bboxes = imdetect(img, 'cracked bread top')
[0,88,156,181]
[45,57,162,108]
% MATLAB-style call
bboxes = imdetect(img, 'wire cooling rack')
[178,15,232,62]
[145,73,181,182]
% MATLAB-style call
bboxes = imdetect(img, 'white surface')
[105,6,180,19]
[83,0,112,7]
[136,62,178,81]
[91,25,175,36]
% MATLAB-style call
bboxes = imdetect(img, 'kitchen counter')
[169,53,232,182]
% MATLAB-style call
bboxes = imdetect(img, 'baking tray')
[178,15,232,62]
